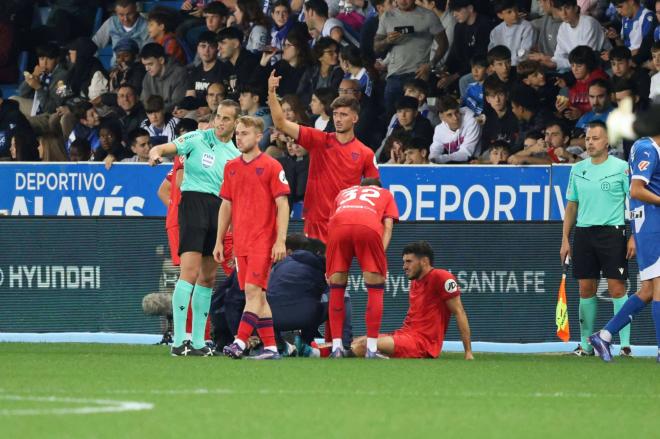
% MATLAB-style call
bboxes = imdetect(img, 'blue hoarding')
[380,165,572,221]
[0,163,574,220]
[0,163,171,216]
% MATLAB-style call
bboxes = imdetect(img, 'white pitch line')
[0,395,154,416]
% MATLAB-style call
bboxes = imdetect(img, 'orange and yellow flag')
[555,272,570,342]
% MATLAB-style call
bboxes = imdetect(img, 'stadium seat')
[98,46,114,71]
[0,85,18,100]
[142,1,184,12]
[93,7,104,34]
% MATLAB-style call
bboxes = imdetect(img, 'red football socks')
[236,311,259,344]
[328,284,346,348]
[257,318,276,351]
[365,283,385,339]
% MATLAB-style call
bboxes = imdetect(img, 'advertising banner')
[0,218,654,345]
[0,163,171,217]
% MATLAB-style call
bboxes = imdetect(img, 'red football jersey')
[220,153,290,257]
[296,126,380,224]
[397,269,460,358]
[165,156,184,230]
[329,185,399,236]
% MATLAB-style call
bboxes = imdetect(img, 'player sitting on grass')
[352,241,474,360]
[215,116,291,360]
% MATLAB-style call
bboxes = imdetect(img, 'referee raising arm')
[560,121,636,357]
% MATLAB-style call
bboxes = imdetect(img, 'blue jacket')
[267,250,328,305]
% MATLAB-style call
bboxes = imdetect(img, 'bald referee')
[560,121,636,357]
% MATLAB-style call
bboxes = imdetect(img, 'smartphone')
[394,26,414,35]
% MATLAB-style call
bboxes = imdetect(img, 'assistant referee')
[561,121,635,357]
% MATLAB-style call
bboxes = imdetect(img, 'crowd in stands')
[2,0,660,180]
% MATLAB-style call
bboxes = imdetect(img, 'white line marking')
[0,395,154,416]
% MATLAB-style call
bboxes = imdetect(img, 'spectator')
[238,84,272,149]
[16,43,68,119]
[112,84,147,143]
[304,0,352,46]
[140,43,188,113]
[298,37,344,105]
[0,89,38,160]
[93,0,150,62]
[429,95,482,163]
[37,133,67,162]
[259,30,312,97]
[277,138,309,207]
[337,78,381,149]
[202,1,231,34]
[231,0,270,53]
[269,1,296,64]
[481,75,520,150]
[66,101,101,153]
[575,79,614,130]
[121,128,152,162]
[147,10,187,66]
[650,41,660,99]
[544,0,610,71]
[609,46,650,107]
[68,138,92,161]
[375,0,449,115]
[185,32,224,104]
[516,59,559,111]
[488,0,536,66]
[217,27,260,100]
[9,130,39,161]
[0,3,18,84]
[612,77,642,107]
[268,94,310,156]
[486,141,511,164]
[487,45,516,87]
[441,0,493,96]
[609,0,654,62]
[556,46,608,120]
[94,119,128,162]
[309,87,337,131]
[201,82,226,118]
[108,38,146,94]
[140,95,180,145]
[462,56,488,115]
[509,119,578,163]
[401,79,439,126]
[378,96,434,161]
[64,38,109,103]
[510,83,551,152]
[380,132,410,164]
[339,45,374,99]
[655,0,660,43]
[531,0,562,57]
[30,0,98,47]
[360,0,394,62]
[403,137,431,164]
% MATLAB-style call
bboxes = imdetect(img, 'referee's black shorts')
[178,191,221,257]
[572,225,628,280]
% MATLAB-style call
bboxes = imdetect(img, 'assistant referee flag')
[555,269,570,342]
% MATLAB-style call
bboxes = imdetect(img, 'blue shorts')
[633,231,660,281]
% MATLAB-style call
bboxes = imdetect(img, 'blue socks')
[604,294,646,336]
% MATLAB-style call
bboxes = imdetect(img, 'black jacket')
[266,250,328,305]
[220,49,260,100]
[0,98,38,159]
[445,14,494,76]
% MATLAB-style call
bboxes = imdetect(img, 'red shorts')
[326,224,387,277]
[235,253,272,290]
[167,226,180,266]
[304,220,328,244]
[391,331,433,359]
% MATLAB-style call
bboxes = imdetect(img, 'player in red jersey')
[214,116,291,360]
[326,178,399,358]
[267,70,380,243]
[352,241,474,360]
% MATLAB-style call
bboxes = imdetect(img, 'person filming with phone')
[374,0,448,117]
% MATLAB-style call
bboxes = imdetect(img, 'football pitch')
[2,343,659,439]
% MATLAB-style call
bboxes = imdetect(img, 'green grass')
[1,343,659,439]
